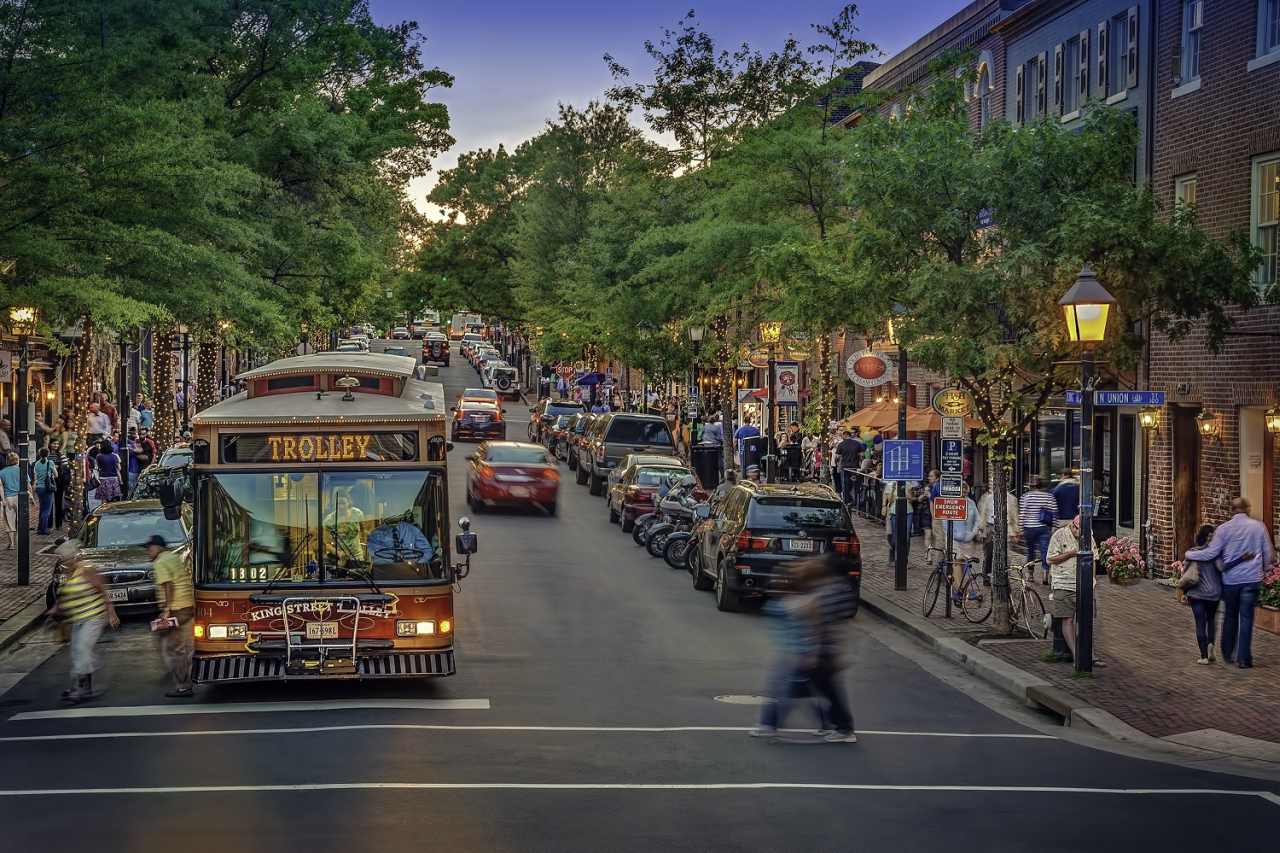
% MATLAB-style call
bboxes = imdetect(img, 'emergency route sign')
[932,497,968,521]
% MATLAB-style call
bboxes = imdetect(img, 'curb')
[0,598,49,655]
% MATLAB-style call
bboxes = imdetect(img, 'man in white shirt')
[1046,516,1100,666]
[85,403,112,444]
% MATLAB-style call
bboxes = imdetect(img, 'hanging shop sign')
[845,350,893,387]
[931,387,974,418]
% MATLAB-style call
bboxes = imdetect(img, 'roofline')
[991,0,1077,38]
[862,0,1008,90]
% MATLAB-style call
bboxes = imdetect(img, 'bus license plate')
[787,539,815,552]
[306,622,338,640]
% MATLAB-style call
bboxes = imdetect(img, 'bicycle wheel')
[959,573,993,624]
[1020,587,1048,639]
[922,570,942,618]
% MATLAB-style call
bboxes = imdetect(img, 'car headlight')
[396,620,436,637]
[207,623,248,640]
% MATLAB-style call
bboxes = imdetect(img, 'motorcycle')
[662,500,709,569]
[645,477,699,560]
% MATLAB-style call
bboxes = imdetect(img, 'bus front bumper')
[193,649,456,683]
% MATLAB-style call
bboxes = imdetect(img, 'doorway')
[1172,407,1201,559]
[1239,407,1275,538]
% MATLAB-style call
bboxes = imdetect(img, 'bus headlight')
[208,623,248,640]
[396,620,436,637]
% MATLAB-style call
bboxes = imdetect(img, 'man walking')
[1052,470,1080,526]
[50,558,119,703]
[1184,497,1273,669]
[1019,476,1057,584]
[147,534,196,697]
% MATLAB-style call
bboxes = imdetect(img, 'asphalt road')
[0,340,1275,852]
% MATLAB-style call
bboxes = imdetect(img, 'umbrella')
[839,400,898,430]
[575,372,607,386]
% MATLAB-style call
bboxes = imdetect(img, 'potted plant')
[1258,563,1280,635]
[1098,535,1144,585]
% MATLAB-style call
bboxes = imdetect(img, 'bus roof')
[238,352,416,382]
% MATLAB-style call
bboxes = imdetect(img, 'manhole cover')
[713,694,773,705]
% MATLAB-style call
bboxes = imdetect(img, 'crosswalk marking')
[8,698,491,721]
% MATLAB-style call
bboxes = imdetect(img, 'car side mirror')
[158,474,186,521]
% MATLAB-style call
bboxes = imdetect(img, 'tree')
[843,63,1261,632]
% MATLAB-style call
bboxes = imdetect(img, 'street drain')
[713,694,773,705]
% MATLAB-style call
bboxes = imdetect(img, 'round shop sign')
[845,349,892,387]
[932,387,974,418]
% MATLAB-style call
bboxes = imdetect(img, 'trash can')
[690,444,722,490]
[742,435,767,474]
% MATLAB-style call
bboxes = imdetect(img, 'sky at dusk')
[368,1,962,214]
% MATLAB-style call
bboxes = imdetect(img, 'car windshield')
[159,448,192,467]
[201,471,447,585]
[488,446,549,464]
[547,402,584,417]
[493,367,516,377]
[553,415,572,428]
[606,419,673,446]
[86,511,187,548]
[464,389,497,401]
[635,467,683,486]
[747,498,848,530]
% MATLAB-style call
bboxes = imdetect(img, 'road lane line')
[0,724,1056,743]
[0,783,1275,805]
[8,699,491,721]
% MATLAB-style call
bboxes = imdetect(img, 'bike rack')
[281,595,361,674]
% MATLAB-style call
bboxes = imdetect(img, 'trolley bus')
[159,352,477,683]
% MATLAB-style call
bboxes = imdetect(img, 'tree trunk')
[195,338,218,413]
[990,442,1013,634]
[721,365,736,473]
[151,326,177,452]
[67,317,96,532]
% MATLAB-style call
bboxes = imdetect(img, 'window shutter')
[1053,44,1064,114]
[1079,30,1090,100]
[1126,7,1139,89]
[1097,22,1108,96]
[1015,64,1025,123]
[1037,52,1047,115]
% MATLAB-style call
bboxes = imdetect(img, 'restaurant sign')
[931,387,974,418]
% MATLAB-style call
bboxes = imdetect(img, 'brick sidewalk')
[0,530,60,625]
[852,515,1280,746]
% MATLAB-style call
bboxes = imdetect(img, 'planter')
[1108,574,1141,586]
[1257,605,1280,636]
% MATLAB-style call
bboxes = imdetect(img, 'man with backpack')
[34,447,58,535]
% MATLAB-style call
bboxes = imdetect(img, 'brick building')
[1146,0,1280,564]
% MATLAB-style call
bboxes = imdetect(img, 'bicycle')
[1008,561,1048,639]
[922,547,985,620]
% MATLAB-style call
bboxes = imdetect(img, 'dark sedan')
[48,500,191,616]
[451,400,507,441]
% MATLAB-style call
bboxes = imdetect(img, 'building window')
[1064,37,1081,113]
[1109,13,1129,93]
[1256,156,1280,287]
[1036,53,1047,115]
[1261,0,1280,58]
[1175,174,1197,211]
[1181,0,1202,82]
[978,64,991,129]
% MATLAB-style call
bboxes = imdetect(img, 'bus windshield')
[202,470,447,585]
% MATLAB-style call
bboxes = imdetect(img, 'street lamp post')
[1059,263,1117,675]
[759,321,782,483]
[888,305,909,591]
[9,306,37,585]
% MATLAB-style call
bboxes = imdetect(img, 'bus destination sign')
[221,431,418,463]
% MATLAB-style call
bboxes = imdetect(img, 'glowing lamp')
[8,305,36,337]
[1059,264,1116,345]
[1266,406,1280,435]
[1138,408,1160,430]
[759,321,783,345]
[1196,410,1219,439]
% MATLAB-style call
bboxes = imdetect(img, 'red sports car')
[465,442,560,515]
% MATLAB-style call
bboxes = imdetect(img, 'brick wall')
[1148,0,1280,567]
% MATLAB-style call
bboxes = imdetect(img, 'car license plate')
[306,622,338,640]
[108,588,128,603]
[787,539,816,552]
[509,486,529,497]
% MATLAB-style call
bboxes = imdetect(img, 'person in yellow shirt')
[147,534,195,697]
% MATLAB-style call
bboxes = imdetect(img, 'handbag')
[1175,561,1200,590]
[1037,505,1057,526]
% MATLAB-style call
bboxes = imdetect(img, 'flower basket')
[1098,535,1144,585]
[1258,565,1280,634]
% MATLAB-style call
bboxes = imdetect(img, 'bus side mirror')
[455,516,478,555]
[158,474,185,521]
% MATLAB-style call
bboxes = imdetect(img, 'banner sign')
[775,362,800,405]
[845,350,894,387]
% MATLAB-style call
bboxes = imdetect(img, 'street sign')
[555,364,575,378]
[882,439,924,481]
[931,387,974,417]
[939,478,963,498]
[933,497,968,521]
[688,384,699,399]
[940,441,963,476]
[941,416,965,439]
[1064,390,1166,407]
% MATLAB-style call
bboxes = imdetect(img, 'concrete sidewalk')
[851,514,1280,766]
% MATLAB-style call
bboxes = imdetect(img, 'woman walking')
[92,439,123,504]
[1179,524,1222,664]
[33,448,58,535]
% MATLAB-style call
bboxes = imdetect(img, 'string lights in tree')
[66,318,98,529]
[152,327,177,451]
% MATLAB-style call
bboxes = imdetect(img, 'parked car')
[465,442,559,515]
[336,338,368,353]
[131,445,193,499]
[474,349,502,372]
[484,363,520,398]
[391,326,411,340]
[690,481,861,613]
[580,412,675,496]
[459,333,485,358]
[528,399,585,443]
[47,500,191,616]
[563,413,596,471]
[422,334,450,366]
[451,399,506,441]
[459,388,499,405]
[607,459,689,532]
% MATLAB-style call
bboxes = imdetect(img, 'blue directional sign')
[1064,390,1166,407]
[882,439,925,482]
[940,438,963,475]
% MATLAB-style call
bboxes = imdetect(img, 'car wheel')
[608,501,619,524]
[588,472,603,496]
[575,462,588,485]
[714,558,741,612]
[692,549,714,590]
[545,501,557,517]
[620,513,634,533]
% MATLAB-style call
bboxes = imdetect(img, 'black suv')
[690,482,861,613]
[580,412,674,496]
[422,334,450,366]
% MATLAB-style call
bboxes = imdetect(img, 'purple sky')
[368,1,958,213]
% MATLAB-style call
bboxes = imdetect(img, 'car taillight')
[477,463,494,478]
[541,468,560,480]
[831,535,859,556]
[735,530,772,552]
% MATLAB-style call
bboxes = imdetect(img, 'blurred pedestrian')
[1184,497,1273,669]
[147,534,195,697]
[753,561,823,739]
[1019,476,1057,584]
[0,452,22,549]
[810,554,858,743]
[49,558,119,703]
